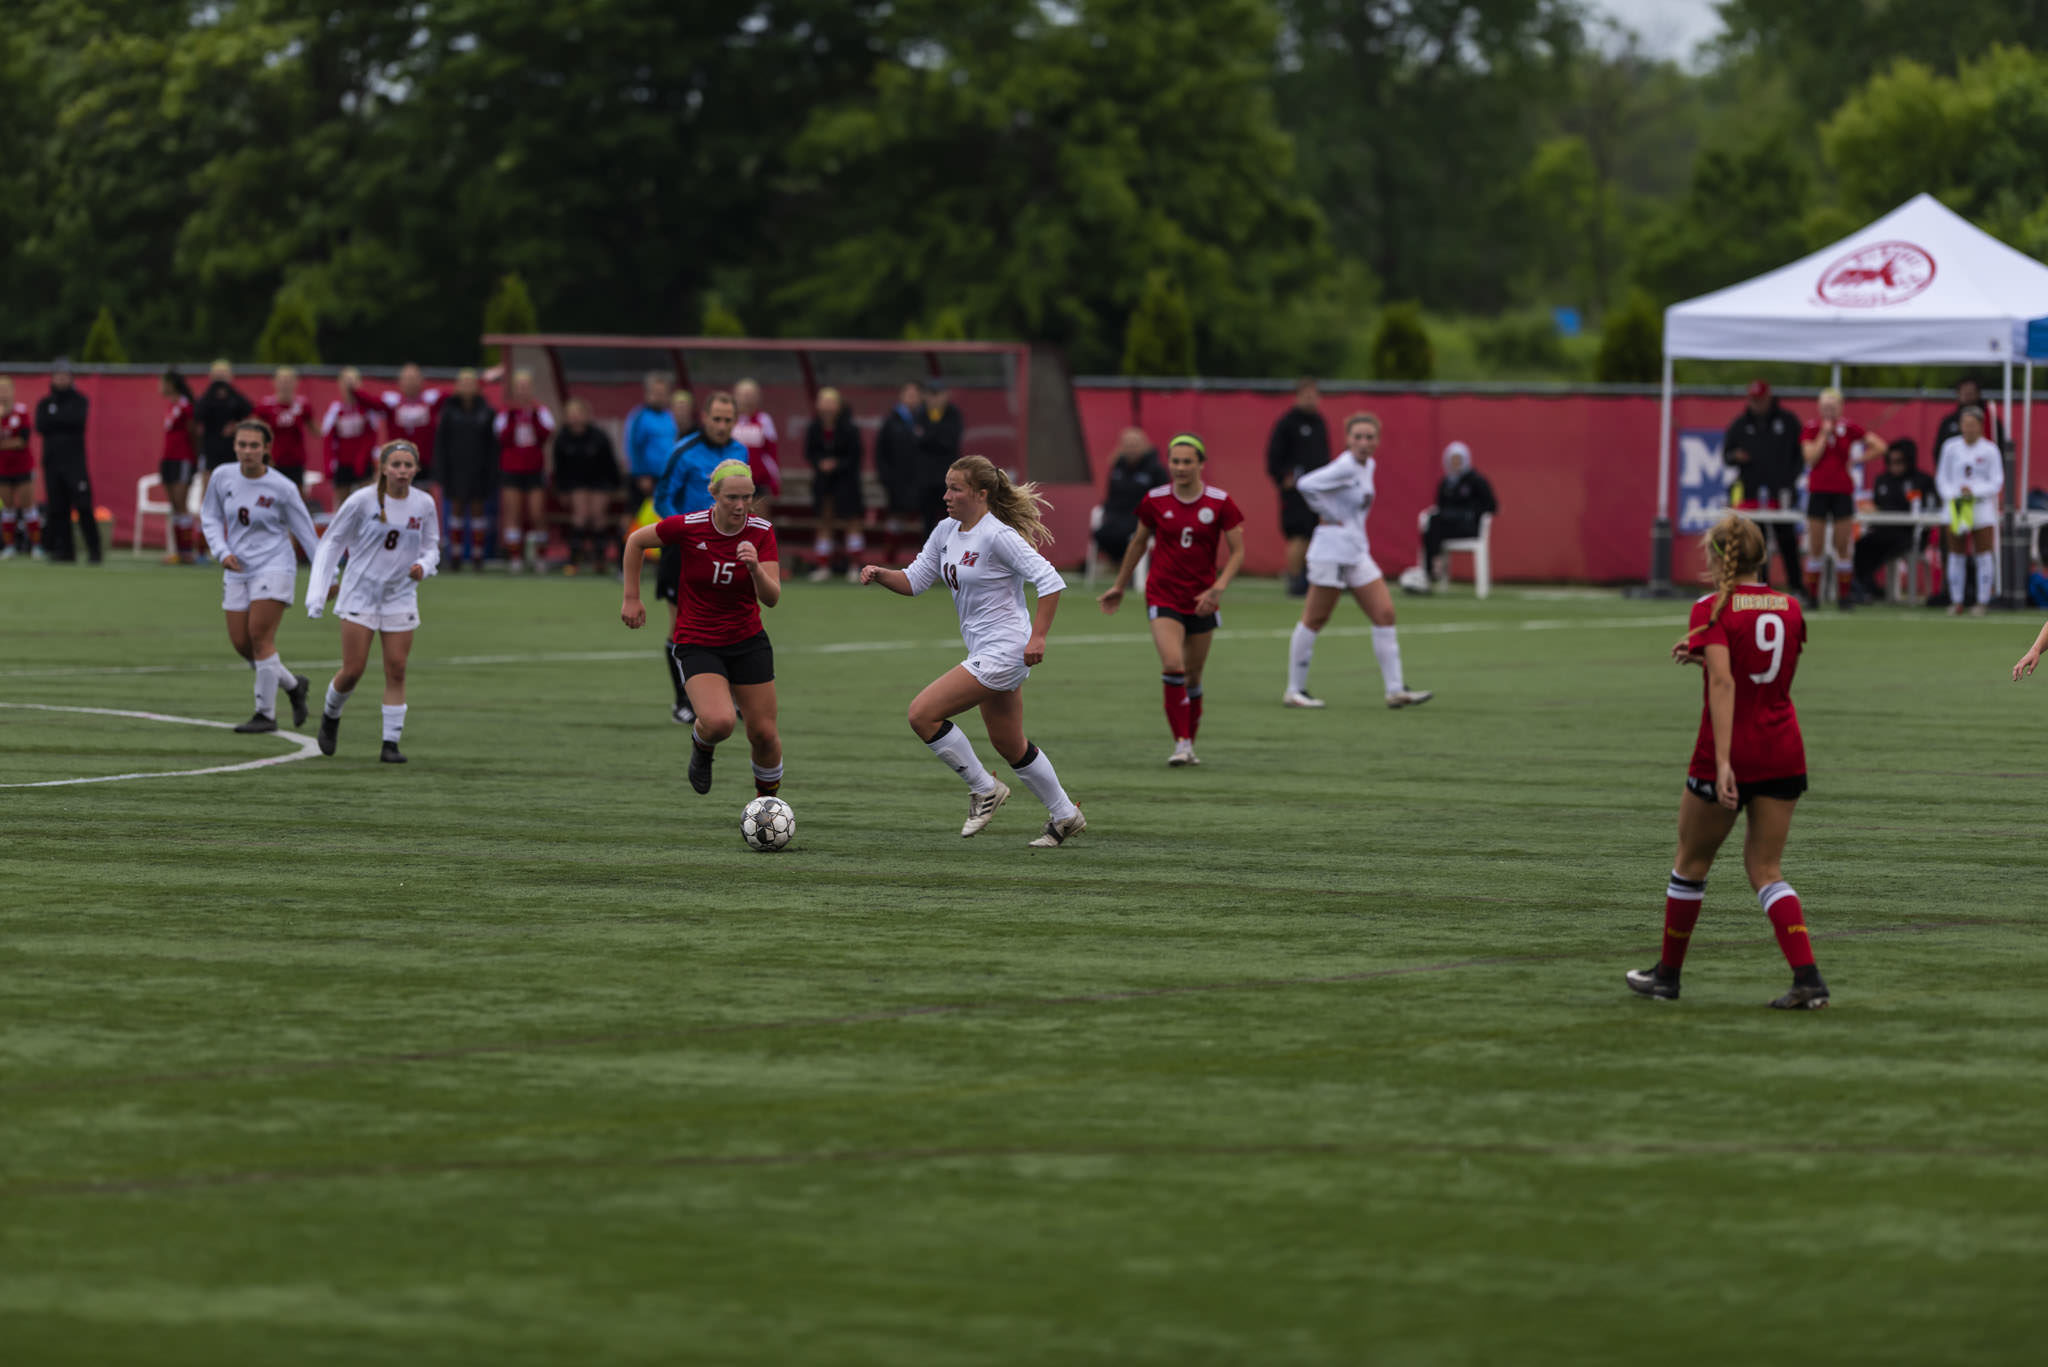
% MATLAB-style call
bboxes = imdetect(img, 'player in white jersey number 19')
[860,455,1087,847]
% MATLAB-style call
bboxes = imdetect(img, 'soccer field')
[4,561,2045,1365]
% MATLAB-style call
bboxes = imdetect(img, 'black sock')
[1793,964,1823,987]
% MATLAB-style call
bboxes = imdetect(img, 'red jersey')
[731,410,781,496]
[1800,418,1869,495]
[1,401,35,478]
[377,388,444,472]
[322,394,382,478]
[1686,585,1806,783]
[162,397,196,466]
[494,404,555,476]
[656,509,778,646]
[1136,483,1244,614]
[255,395,313,470]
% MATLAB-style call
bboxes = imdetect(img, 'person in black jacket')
[552,396,620,574]
[1721,380,1806,590]
[917,380,965,533]
[34,358,99,563]
[804,386,866,582]
[434,368,498,570]
[1935,375,2007,452]
[874,380,926,524]
[1417,441,1498,585]
[1093,427,1166,565]
[1266,377,1330,595]
[1852,439,1937,601]
[194,359,254,471]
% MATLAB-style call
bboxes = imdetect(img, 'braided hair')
[1681,512,1769,649]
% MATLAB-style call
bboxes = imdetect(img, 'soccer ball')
[1397,565,1433,595]
[741,796,795,852]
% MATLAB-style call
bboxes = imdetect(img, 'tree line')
[6,1,2048,380]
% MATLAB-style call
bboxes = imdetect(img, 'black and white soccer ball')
[740,796,795,852]
[1397,565,1433,595]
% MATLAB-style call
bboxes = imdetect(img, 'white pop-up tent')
[1650,193,2048,591]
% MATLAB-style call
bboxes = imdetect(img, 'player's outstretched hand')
[2014,648,2041,682]
[1194,587,1222,615]
[1024,633,1046,666]
[1097,585,1123,614]
[1716,761,1740,811]
[306,603,324,620]
[408,563,425,582]
[858,564,884,585]
[1671,639,1704,667]
[220,553,243,572]
[621,597,646,630]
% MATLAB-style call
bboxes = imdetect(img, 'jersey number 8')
[383,528,400,551]
[237,507,251,527]
[1750,613,1784,684]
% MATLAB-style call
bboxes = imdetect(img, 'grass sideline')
[4,560,2046,1365]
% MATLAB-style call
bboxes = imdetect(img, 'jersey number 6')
[1750,614,1784,684]
[1179,527,1195,548]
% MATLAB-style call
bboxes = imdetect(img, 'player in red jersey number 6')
[619,459,785,800]
[1627,514,1829,1009]
[1097,433,1245,766]
[861,455,1086,848]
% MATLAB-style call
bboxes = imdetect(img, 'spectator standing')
[1799,388,1888,610]
[34,358,100,564]
[493,369,556,573]
[803,386,866,582]
[1267,377,1331,596]
[1851,440,1937,601]
[730,377,781,499]
[624,372,677,506]
[1092,428,1167,567]
[552,396,621,574]
[372,363,444,487]
[1721,380,1806,590]
[157,370,200,563]
[0,376,38,557]
[1936,405,2004,616]
[1935,375,2007,452]
[916,380,965,534]
[254,367,315,495]
[671,390,699,442]
[322,367,383,500]
[1417,441,1499,587]
[434,368,497,570]
[875,381,927,529]
[194,359,254,472]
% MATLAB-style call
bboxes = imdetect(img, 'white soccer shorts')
[221,568,297,611]
[1306,555,1384,590]
[962,651,1029,692]
[338,603,422,633]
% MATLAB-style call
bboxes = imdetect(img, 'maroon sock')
[1187,686,1204,739]
[1835,568,1853,601]
[1161,673,1190,741]
[1663,872,1705,972]
[1760,882,1815,969]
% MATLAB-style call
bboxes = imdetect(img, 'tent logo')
[1816,240,1936,308]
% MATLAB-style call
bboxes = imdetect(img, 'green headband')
[1168,433,1206,458]
[709,458,753,490]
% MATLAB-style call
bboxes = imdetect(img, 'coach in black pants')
[34,358,100,564]
[1722,380,1804,591]
[1267,378,1330,596]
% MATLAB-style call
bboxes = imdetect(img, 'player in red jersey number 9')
[619,459,785,801]
[1097,433,1245,766]
[1627,513,1829,1010]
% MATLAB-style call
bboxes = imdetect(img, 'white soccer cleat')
[807,565,833,583]
[961,780,1010,837]
[1028,808,1086,848]
[1386,689,1434,709]
[1282,689,1325,709]
[1168,739,1194,767]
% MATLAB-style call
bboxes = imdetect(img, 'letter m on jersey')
[960,551,979,566]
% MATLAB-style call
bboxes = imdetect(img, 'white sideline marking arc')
[0,616,1686,682]
[0,703,321,789]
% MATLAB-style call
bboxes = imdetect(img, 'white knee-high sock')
[1371,625,1405,694]
[1975,551,1996,603]
[1011,743,1079,821]
[253,653,283,718]
[1288,623,1319,694]
[924,720,996,795]
[323,683,352,719]
[381,703,407,743]
[846,530,866,554]
[1947,552,1967,601]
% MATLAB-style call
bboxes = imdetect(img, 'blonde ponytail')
[952,454,1053,547]
[1680,512,1769,649]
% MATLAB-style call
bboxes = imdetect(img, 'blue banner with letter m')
[1675,427,1736,533]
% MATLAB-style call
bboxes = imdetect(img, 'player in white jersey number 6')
[860,455,1087,847]
[307,440,441,763]
[201,419,321,733]
[1285,412,1431,710]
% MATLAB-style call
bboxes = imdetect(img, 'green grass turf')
[3,558,2045,1365]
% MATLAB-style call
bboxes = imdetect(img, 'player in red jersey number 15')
[1628,513,1829,1010]
[1097,434,1245,766]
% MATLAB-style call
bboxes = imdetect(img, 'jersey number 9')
[1750,614,1784,684]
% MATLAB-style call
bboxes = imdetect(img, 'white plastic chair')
[1418,509,1493,599]
[132,468,207,556]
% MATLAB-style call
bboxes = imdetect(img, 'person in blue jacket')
[651,391,747,723]
[624,372,677,507]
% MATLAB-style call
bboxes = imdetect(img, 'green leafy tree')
[79,306,128,364]
[1120,272,1197,377]
[700,293,747,338]
[481,273,539,363]
[1595,289,1660,383]
[255,288,322,365]
[1369,303,1434,381]
[1629,130,1813,304]
[905,307,972,342]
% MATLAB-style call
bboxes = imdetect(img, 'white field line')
[0,615,1688,683]
[0,703,321,788]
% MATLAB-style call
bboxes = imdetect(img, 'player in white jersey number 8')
[860,455,1087,847]
[202,419,321,734]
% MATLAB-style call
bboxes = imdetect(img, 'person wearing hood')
[194,359,254,472]
[1851,439,1936,603]
[34,358,100,563]
[1417,440,1497,588]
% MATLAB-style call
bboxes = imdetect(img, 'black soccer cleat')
[380,741,407,764]
[1768,977,1830,1010]
[233,712,277,734]
[688,743,714,795]
[317,713,339,756]
[285,673,311,727]
[1625,964,1680,1001]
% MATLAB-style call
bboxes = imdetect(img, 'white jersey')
[1297,450,1376,562]
[906,515,1066,662]
[308,484,441,618]
[1936,436,2004,505]
[199,465,319,576]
